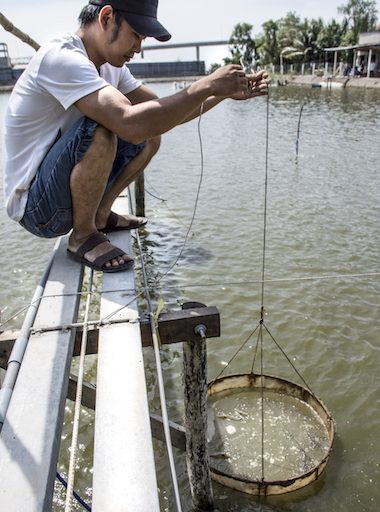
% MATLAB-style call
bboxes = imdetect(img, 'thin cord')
[2,269,379,331]
[259,91,270,482]
[259,325,265,481]
[64,269,94,512]
[158,102,205,280]
[296,102,305,158]
[260,91,270,320]
[210,324,260,384]
[56,472,91,511]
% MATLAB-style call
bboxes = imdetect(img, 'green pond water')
[1,82,379,511]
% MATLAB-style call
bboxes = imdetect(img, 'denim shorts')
[20,117,145,238]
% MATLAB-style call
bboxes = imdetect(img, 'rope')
[64,269,94,512]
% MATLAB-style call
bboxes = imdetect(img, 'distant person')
[343,64,351,77]
[4,0,269,272]
[369,60,376,77]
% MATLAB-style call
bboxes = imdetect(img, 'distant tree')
[277,13,309,64]
[338,0,378,43]
[224,23,257,67]
[208,63,221,74]
[277,12,302,52]
[299,18,325,61]
[319,19,347,50]
[260,19,280,64]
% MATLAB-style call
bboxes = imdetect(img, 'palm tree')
[338,0,378,43]
[260,19,279,65]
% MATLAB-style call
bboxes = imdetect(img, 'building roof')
[325,43,380,52]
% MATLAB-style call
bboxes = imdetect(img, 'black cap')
[89,0,171,41]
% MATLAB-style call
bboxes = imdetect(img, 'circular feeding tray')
[207,373,335,496]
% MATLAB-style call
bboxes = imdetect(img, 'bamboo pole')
[0,12,40,51]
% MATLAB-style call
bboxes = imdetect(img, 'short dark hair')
[78,4,124,41]
[78,4,102,26]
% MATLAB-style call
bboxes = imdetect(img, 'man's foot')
[67,232,133,272]
[98,211,147,233]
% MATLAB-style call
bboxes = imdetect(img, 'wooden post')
[182,303,214,511]
[135,172,145,217]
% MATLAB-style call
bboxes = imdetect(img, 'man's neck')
[76,27,105,69]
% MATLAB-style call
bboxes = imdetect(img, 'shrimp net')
[207,373,335,495]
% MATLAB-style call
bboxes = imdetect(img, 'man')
[4,0,268,273]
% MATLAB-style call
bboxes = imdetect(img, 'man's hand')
[230,70,270,100]
[202,64,249,98]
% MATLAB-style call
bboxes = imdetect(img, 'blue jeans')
[20,117,145,238]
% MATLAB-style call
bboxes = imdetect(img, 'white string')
[64,269,93,512]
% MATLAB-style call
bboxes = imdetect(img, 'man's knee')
[91,125,118,162]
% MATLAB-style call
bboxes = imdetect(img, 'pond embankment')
[284,74,380,89]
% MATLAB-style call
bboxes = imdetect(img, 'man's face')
[104,15,145,67]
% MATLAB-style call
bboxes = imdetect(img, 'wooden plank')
[92,197,160,512]
[67,374,97,411]
[0,236,83,512]
[140,306,220,346]
[0,304,220,365]
[0,328,99,370]
[150,412,186,452]
[0,331,16,370]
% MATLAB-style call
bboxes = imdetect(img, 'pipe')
[0,247,56,430]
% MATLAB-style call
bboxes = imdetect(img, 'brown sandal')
[67,232,133,273]
[100,211,147,233]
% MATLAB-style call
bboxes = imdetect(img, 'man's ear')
[99,5,113,29]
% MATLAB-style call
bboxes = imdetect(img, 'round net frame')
[207,372,335,496]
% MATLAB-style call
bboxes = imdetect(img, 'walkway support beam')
[92,196,160,512]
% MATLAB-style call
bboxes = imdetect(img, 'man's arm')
[75,65,248,144]
[126,84,159,104]
[177,70,269,124]
[128,83,223,124]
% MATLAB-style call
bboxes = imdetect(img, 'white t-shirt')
[4,33,141,221]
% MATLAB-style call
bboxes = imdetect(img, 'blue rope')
[56,472,92,511]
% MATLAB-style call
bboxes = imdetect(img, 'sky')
[1,0,380,66]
